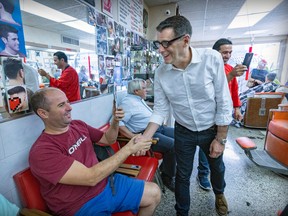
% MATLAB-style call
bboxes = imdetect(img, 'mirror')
[0,0,158,121]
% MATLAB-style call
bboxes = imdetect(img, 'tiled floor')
[154,126,288,216]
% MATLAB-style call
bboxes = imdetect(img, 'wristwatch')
[216,137,227,145]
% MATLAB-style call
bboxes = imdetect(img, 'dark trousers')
[174,122,226,216]
[152,125,176,178]
[197,148,210,177]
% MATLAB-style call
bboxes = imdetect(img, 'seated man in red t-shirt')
[29,87,161,216]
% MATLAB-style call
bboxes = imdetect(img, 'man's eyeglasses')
[153,34,185,49]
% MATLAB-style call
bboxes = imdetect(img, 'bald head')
[30,87,63,115]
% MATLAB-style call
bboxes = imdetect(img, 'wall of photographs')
[87,6,161,93]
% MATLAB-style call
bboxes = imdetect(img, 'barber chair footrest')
[236,137,257,150]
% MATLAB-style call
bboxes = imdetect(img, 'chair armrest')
[117,137,159,144]
[20,208,52,216]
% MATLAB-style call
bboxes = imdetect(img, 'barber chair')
[13,168,136,216]
[243,92,285,128]
[13,123,160,216]
[236,108,288,175]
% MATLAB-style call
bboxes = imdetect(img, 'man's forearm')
[105,119,119,144]
[143,122,160,139]
[119,126,136,139]
[216,125,229,139]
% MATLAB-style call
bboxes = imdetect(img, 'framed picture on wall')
[102,0,112,17]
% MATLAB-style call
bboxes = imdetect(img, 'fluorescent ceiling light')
[244,30,268,35]
[20,0,95,34]
[229,13,268,29]
[210,25,222,30]
[228,0,283,29]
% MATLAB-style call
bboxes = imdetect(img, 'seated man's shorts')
[75,174,144,216]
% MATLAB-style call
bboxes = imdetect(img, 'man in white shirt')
[139,16,232,216]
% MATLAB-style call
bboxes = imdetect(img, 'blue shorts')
[75,174,145,216]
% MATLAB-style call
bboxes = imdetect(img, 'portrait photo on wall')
[107,38,114,55]
[105,56,114,69]
[0,0,22,26]
[0,0,26,57]
[1,57,25,86]
[126,30,131,46]
[98,55,105,76]
[87,6,96,26]
[6,85,29,113]
[102,0,112,17]
[96,10,107,27]
[96,25,107,42]
[0,23,26,58]
[107,18,115,38]
[114,22,125,37]
[97,41,107,55]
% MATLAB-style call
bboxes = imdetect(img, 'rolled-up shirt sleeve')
[213,54,233,126]
[149,71,170,126]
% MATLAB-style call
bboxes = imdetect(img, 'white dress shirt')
[150,47,233,132]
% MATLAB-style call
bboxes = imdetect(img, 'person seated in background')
[247,59,269,88]
[239,72,279,116]
[275,80,288,104]
[119,79,176,192]
[78,65,89,83]
[88,74,99,89]
[29,87,161,216]
[78,66,89,99]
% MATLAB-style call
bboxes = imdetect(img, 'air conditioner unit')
[61,35,80,46]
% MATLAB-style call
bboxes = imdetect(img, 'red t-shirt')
[49,66,81,102]
[225,64,241,107]
[29,120,106,216]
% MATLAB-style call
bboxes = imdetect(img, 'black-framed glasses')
[153,34,185,49]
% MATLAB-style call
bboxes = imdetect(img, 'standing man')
[196,39,248,191]
[0,24,25,57]
[140,16,232,216]
[119,79,176,192]
[212,38,246,122]
[38,51,81,102]
[29,87,161,216]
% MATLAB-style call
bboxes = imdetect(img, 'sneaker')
[161,174,175,192]
[215,194,228,216]
[196,176,212,191]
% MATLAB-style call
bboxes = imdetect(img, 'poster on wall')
[0,0,26,57]
[118,0,143,36]
[87,7,96,26]
[6,85,29,113]
[0,57,29,113]
[102,0,112,17]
